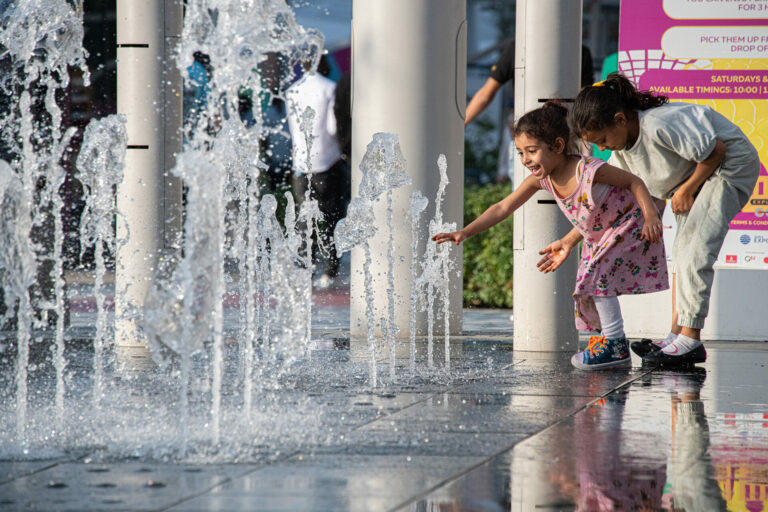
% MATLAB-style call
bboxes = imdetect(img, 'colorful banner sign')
[619,1,768,269]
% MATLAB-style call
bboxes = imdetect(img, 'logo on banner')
[740,234,751,245]
[725,255,738,264]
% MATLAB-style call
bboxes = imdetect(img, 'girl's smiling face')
[514,133,566,179]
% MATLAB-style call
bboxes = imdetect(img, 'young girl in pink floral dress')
[433,102,669,370]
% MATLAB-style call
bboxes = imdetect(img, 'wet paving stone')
[0,463,258,511]
[405,346,768,512]
[167,454,484,512]
[2,306,766,511]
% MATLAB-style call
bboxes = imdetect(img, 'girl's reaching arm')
[594,163,663,243]
[432,175,541,245]
[670,139,727,214]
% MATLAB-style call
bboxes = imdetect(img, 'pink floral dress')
[539,155,669,332]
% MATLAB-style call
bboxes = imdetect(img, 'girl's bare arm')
[594,163,663,243]
[433,175,541,244]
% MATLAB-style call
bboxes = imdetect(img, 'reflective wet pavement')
[1,307,767,511]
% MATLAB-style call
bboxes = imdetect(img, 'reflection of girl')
[575,389,665,511]
[663,371,727,510]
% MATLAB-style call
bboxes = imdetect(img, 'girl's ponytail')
[603,72,667,111]
[570,72,668,134]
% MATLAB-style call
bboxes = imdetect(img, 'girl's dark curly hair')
[513,101,570,150]
[570,72,668,135]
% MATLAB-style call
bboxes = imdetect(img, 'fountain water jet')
[0,0,469,462]
[334,196,378,386]
[415,154,456,369]
[76,114,128,408]
[406,190,429,371]
[358,133,411,379]
[0,0,89,444]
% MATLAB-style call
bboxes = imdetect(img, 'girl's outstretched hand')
[537,240,572,273]
[641,214,663,243]
[432,230,466,245]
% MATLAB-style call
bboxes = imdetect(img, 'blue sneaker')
[571,336,631,370]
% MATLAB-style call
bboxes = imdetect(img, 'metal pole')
[350,0,466,340]
[115,0,183,369]
[513,0,581,351]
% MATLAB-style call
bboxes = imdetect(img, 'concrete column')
[350,0,466,338]
[512,0,581,351]
[115,0,183,367]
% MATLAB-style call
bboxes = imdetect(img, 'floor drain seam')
[152,451,300,512]
[0,452,90,486]
[0,462,61,486]
[347,361,523,433]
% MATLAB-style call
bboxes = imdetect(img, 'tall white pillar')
[115,0,183,367]
[350,0,466,337]
[513,0,581,351]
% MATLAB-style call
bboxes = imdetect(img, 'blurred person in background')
[182,51,213,146]
[466,40,594,183]
[286,55,349,288]
[238,51,294,196]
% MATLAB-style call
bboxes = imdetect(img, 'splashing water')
[76,114,128,409]
[0,0,334,459]
[359,133,411,382]
[0,0,466,462]
[406,191,429,371]
[416,155,456,368]
[335,139,459,381]
[295,105,322,346]
[434,155,456,368]
[0,0,89,446]
[334,196,377,386]
[138,0,324,452]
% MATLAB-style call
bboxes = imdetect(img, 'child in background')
[571,73,760,366]
[433,102,668,370]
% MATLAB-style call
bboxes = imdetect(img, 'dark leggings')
[291,159,350,277]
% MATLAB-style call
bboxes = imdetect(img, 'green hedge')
[462,183,514,308]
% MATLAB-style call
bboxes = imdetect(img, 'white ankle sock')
[653,332,677,348]
[661,334,702,355]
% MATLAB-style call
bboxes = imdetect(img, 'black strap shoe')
[630,338,657,357]
[642,344,707,367]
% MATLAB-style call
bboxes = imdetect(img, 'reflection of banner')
[619,1,768,270]
[711,435,768,512]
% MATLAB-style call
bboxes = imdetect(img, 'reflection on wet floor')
[412,346,768,512]
[1,330,766,511]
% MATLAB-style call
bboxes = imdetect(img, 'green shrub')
[462,183,514,308]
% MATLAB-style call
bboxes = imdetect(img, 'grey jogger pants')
[671,174,753,329]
